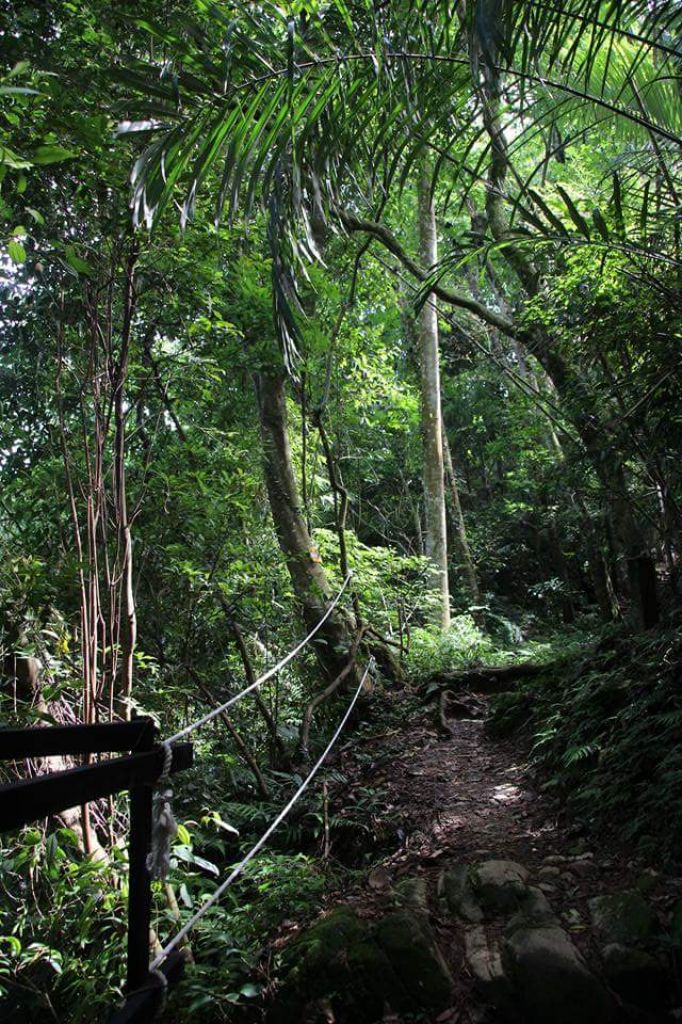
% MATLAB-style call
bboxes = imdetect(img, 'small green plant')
[405,614,505,681]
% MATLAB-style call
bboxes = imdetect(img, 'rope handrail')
[167,573,353,744]
[151,657,373,969]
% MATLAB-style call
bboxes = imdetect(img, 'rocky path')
[268,690,682,1024]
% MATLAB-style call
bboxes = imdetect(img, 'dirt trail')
[341,694,586,876]
[380,713,557,868]
[310,691,675,1023]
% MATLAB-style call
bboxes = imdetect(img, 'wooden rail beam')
[0,719,157,759]
[0,744,193,833]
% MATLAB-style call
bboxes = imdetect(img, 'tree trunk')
[417,165,450,631]
[255,371,358,682]
[442,425,480,605]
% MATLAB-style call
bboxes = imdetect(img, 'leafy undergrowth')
[488,618,682,864]
[0,614,604,1023]
[404,608,587,681]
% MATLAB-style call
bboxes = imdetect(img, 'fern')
[562,743,599,766]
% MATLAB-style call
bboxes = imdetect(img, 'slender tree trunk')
[113,251,137,719]
[442,425,480,604]
[417,166,450,630]
[255,371,358,682]
[228,619,291,769]
[313,410,362,626]
[187,667,270,799]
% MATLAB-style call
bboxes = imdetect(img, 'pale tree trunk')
[442,425,480,604]
[255,371,359,683]
[417,165,450,630]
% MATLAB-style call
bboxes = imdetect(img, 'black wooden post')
[126,724,154,994]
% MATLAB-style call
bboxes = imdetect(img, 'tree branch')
[338,209,518,337]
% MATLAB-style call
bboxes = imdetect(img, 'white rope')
[167,573,353,744]
[150,657,373,970]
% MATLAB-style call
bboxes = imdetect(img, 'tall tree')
[417,166,450,630]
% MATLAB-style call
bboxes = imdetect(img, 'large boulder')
[602,943,668,1008]
[374,909,454,1009]
[471,860,530,915]
[439,864,483,923]
[503,924,615,1024]
[589,891,659,946]
[272,904,453,1023]
[392,876,430,913]
[272,907,388,1023]
[464,925,513,1007]
[505,886,558,934]
[670,898,682,947]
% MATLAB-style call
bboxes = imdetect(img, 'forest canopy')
[1,0,682,1021]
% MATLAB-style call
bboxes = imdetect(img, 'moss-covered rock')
[671,898,682,947]
[391,876,429,913]
[271,904,453,1023]
[438,864,483,923]
[272,908,381,1023]
[588,891,658,946]
[471,860,530,915]
[503,924,615,1024]
[602,942,668,1008]
[505,886,557,935]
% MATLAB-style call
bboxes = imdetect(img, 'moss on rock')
[271,904,453,1023]
[588,891,658,946]
[375,909,453,1009]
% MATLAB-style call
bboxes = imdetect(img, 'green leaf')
[239,982,260,999]
[0,143,31,170]
[591,208,610,242]
[0,86,40,96]
[0,937,21,957]
[528,189,570,238]
[8,238,26,264]
[64,245,92,275]
[556,186,591,240]
[176,823,191,845]
[31,144,77,165]
[612,172,625,239]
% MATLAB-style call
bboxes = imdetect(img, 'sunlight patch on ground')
[491,783,523,803]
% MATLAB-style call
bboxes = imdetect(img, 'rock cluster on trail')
[589,891,668,1011]
[270,859,679,1023]
[441,859,615,1023]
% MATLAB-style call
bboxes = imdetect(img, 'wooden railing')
[0,718,193,1022]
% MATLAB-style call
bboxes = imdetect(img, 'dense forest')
[1,1,682,1021]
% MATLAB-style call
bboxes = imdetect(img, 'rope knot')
[146,741,178,881]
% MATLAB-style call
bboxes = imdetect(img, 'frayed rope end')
[146,742,178,881]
